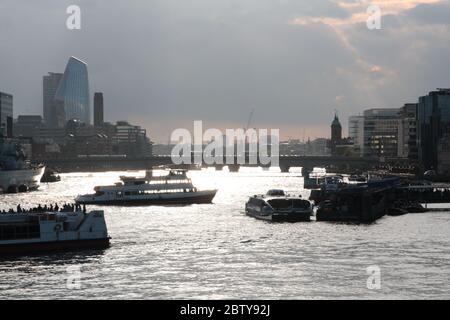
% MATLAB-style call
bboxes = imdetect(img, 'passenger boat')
[0,209,110,255]
[245,189,312,222]
[75,169,217,205]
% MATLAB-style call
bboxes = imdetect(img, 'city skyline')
[1,0,450,142]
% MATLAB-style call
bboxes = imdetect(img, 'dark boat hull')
[246,210,311,222]
[0,238,110,256]
[316,207,386,223]
[272,213,311,222]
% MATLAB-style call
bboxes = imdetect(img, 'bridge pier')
[338,163,351,174]
[301,166,314,177]
[214,164,225,171]
[228,164,240,172]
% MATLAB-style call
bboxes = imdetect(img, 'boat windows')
[0,223,40,241]
[268,199,292,210]
[267,189,286,196]
[292,199,311,209]
[267,199,310,210]
[249,198,264,207]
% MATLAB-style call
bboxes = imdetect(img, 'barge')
[315,178,400,223]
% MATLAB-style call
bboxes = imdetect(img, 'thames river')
[0,169,449,299]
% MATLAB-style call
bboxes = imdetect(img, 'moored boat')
[245,189,312,222]
[0,140,45,193]
[40,168,61,183]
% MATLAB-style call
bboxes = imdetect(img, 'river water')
[0,169,449,299]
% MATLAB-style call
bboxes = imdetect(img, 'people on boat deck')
[1,203,87,214]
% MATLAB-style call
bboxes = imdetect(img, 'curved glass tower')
[54,57,90,125]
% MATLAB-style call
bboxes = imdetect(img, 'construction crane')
[244,108,255,131]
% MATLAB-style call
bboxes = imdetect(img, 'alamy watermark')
[366,266,381,290]
[170,121,280,166]
[66,265,82,290]
[366,4,382,30]
[66,5,81,30]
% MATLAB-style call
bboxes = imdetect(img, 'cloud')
[406,1,450,25]
[290,0,443,27]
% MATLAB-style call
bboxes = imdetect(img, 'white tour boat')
[0,209,110,255]
[75,169,218,205]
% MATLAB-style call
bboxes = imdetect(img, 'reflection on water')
[1,169,450,299]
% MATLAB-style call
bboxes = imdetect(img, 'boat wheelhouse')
[75,170,217,205]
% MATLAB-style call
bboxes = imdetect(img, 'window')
[0,223,40,241]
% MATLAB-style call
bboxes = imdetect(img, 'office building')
[417,88,450,170]
[363,108,401,158]
[94,92,104,127]
[114,121,153,157]
[348,115,364,157]
[14,115,44,138]
[43,72,63,127]
[398,103,418,160]
[0,91,13,138]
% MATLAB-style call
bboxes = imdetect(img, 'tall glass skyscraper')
[54,57,90,125]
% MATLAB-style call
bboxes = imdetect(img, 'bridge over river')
[42,155,416,174]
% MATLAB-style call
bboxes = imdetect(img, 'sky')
[0,0,450,142]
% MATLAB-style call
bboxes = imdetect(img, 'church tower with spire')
[330,112,342,155]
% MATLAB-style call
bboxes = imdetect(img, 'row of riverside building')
[340,88,450,173]
[1,56,153,160]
